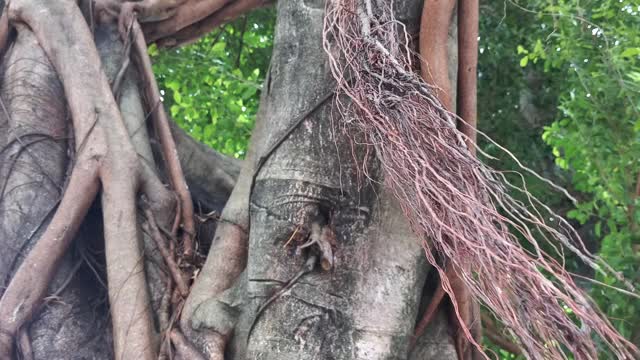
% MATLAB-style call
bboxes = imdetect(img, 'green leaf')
[620,48,640,58]
[517,45,528,54]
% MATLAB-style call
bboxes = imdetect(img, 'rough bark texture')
[0,0,463,358]
[171,121,241,212]
[0,4,238,358]
[0,26,113,360]
[182,1,458,359]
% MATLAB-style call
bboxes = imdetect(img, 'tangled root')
[323,1,639,358]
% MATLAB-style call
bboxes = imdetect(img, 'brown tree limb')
[151,0,273,48]
[141,0,230,42]
[457,0,479,152]
[130,19,196,258]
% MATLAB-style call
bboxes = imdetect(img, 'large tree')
[0,1,635,359]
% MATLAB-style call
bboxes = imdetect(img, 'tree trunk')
[182,1,458,359]
[0,0,460,359]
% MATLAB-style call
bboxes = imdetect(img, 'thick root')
[130,19,196,258]
[419,0,457,110]
[456,0,479,151]
[0,162,100,358]
[415,1,483,358]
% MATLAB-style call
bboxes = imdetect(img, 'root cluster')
[323,1,639,358]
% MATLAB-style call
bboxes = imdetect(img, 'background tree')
[475,0,640,354]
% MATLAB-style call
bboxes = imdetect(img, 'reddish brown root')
[0,162,100,358]
[447,268,481,360]
[130,19,196,258]
[414,1,482,358]
[456,0,479,151]
[144,208,189,297]
[151,0,273,48]
[419,0,456,111]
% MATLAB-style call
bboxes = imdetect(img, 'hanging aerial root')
[323,1,639,358]
[129,17,196,258]
[456,0,479,149]
[415,1,481,358]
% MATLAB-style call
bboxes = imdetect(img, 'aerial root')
[170,329,206,360]
[323,0,639,358]
[0,161,100,359]
[0,1,192,358]
[413,0,482,357]
[128,17,196,258]
[143,208,189,297]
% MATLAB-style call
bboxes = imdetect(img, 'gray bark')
[0,19,239,360]
[0,27,113,360]
[183,1,457,359]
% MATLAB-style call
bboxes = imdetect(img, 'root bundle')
[323,1,639,358]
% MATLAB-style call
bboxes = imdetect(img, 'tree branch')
[150,0,273,48]
[131,19,196,257]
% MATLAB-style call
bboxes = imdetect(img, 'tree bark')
[181,1,458,359]
[0,0,461,358]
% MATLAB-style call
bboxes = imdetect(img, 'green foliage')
[480,0,640,354]
[531,0,640,343]
[151,9,275,158]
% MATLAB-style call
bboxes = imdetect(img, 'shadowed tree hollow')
[0,1,637,359]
